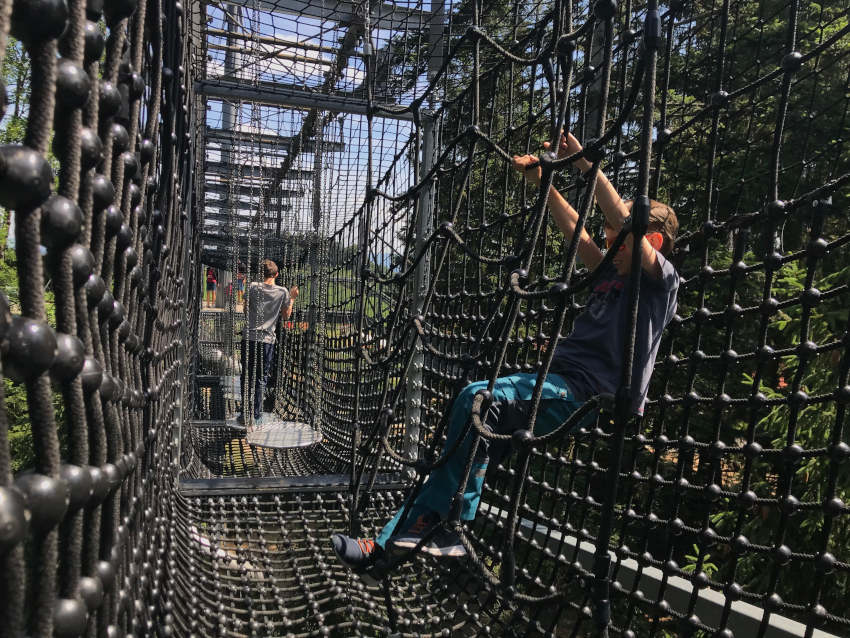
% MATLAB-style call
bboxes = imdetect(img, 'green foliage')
[1,37,29,144]
[682,543,718,578]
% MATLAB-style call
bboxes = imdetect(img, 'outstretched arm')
[280,285,298,321]
[560,133,663,279]
[512,154,604,269]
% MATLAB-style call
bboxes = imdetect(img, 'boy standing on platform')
[239,259,298,426]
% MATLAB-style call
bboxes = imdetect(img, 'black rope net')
[2,0,850,636]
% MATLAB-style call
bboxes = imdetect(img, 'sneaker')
[421,528,467,558]
[389,511,441,552]
[331,533,381,570]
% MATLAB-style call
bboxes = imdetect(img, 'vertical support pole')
[174,2,199,479]
[216,4,238,311]
[306,123,323,426]
[221,3,237,162]
[403,0,445,467]
[404,114,437,468]
[587,14,607,135]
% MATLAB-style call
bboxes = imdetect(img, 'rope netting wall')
[0,0,194,634]
[332,0,850,635]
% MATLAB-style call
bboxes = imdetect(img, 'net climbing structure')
[1,0,850,636]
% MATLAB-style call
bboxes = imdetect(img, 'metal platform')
[216,413,322,449]
[248,419,321,449]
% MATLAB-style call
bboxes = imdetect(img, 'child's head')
[603,200,678,275]
[261,259,279,280]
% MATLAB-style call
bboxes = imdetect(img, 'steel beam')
[201,208,293,224]
[204,27,339,55]
[208,0,424,31]
[207,41,336,66]
[196,79,414,121]
[178,472,406,496]
[205,127,346,152]
[204,161,313,180]
[204,182,303,199]
[404,0,445,469]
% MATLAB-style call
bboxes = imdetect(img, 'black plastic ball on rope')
[117,320,131,342]
[0,486,28,549]
[129,184,142,207]
[117,224,133,248]
[100,463,120,496]
[79,356,103,394]
[100,374,117,402]
[85,0,102,19]
[41,195,82,250]
[512,428,534,450]
[68,243,94,287]
[817,552,836,574]
[139,138,155,164]
[79,575,104,610]
[55,59,91,108]
[50,332,85,383]
[91,173,115,211]
[111,123,130,153]
[0,145,54,210]
[15,472,69,532]
[766,199,786,222]
[710,90,730,108]
[127,72,145,100]
[781,51,803,73]
[122,152,139,179]
[80,20,105,64]
[11,0,68,44]
[807,236,828,259]
[773,544,792,566]
[3,316,57,382]
[78,127,104,169]
[129,266,142,288]
[97,289,114,321]
[109,300,125,329]
[104,205,123,237]
[84,273,106,308]
[60,464,92,512]
[99,81,121,118]
[53,597,88,637]
[87,466,108,504]
[103,0,136,25]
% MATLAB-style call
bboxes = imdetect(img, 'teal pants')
[376,372,582,548]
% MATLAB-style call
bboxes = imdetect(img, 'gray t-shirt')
[244,282,290,344]
[549,253,679,414]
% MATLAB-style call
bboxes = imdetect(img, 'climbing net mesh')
[1,0,850,636]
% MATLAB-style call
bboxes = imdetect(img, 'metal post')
[306,124,323,426]
[403,0,445,466]
[174,0,201,479]
[221,4,238,164]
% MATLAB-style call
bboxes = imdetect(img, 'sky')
[201,1,430,261]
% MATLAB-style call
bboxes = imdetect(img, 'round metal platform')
[224,413,322,449]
